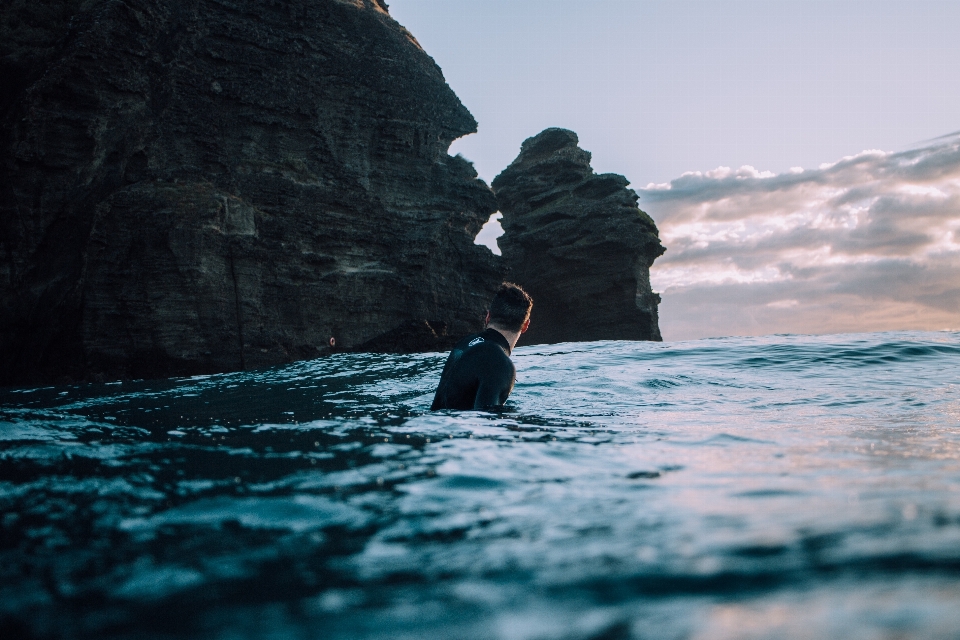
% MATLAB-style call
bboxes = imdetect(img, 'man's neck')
[486,324,521,352]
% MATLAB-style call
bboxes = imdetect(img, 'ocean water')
[2,331,960,640]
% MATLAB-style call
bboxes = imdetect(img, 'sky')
[388,0,960,340]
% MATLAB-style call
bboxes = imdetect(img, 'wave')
[2,330,960,639]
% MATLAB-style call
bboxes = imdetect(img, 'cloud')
[640,134,960,340]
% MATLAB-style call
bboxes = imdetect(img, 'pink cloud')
[640,134,960,340]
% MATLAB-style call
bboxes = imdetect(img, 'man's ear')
[520,319,530,334]
[484,311,491,326]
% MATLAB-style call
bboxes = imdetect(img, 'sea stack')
[0,0,501,384]
[493,128,666,345]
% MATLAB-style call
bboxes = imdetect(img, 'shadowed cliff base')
[493,128,666,346]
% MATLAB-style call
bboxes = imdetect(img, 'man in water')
[431,282,533,411]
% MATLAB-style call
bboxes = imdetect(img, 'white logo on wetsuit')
[468,337,485,347]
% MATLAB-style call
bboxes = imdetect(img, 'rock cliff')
[493,128,665,345]
[0,0,501,384]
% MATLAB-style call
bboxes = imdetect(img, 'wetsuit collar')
[482,327,512,356]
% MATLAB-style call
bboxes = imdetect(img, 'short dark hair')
[488,282,533,332]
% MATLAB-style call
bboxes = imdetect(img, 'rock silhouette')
[0,0,501,384]
[0,3,667,385]
[493,128,666,345]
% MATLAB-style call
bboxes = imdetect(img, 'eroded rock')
[0,0,501,384]
[492,128,666,345]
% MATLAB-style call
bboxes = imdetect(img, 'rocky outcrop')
[493,128,665,345]
[0,0,501,384]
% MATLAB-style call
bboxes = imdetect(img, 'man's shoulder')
[453,332,485,350]
[465,335,487,348]
[455,330,510,358]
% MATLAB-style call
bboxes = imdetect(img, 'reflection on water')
[1,331,959,639]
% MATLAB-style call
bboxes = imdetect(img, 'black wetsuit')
[430,328,516,411]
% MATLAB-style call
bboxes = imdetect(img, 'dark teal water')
[2,331,960,639]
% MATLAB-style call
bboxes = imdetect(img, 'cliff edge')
[0,0,501,384]
[493,128,666,345]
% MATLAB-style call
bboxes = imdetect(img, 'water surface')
[2,331,960,639]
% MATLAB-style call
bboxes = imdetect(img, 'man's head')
[486,282,533,334]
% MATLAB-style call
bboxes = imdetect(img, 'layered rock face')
[493,129,665,345]
[0,0,501,384]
